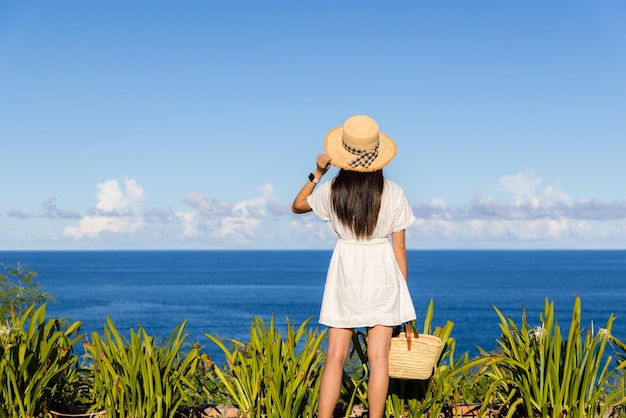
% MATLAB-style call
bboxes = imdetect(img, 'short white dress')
[307,178,417,328]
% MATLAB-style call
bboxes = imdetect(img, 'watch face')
[309,173,315,182]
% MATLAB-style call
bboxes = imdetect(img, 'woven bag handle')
[403,322,419,351]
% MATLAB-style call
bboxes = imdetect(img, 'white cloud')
[7,198,80,219]
[64,215,146,239]
[47,173,626,249]
[410,172,626,245]
[63,180,289,245]
[65,179,146,238]
[88,179,146,216]
[543,179,570,204]
[176,183,281,242]
[175,211,206,238]
[6,209,30,219]
[183,192,231,217]
[215,185,276,241]
[410,218,592,243]
[289,216,336,243]
[498,171,542,202]
[42,198,82,219]
[219,216,262,242]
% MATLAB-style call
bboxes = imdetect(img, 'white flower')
[597,328,610,337]
[0,324,12,342]
[529,325,546,340]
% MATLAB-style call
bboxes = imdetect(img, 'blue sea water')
[1,250,625,361]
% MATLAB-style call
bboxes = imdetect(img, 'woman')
[292,115,416,418]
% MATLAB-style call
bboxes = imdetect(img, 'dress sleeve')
[306,181,332,222]
[391,187,416,232]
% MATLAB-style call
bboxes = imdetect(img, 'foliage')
[456,365,493,405]
[344,299,495,418]
[188,352,234,406]
[486,296,625,418]
[2,296,625,417]
[0,304,83,418]
[205,316,326,418]
[0,262,55,321]
[612,338,626,413]
[83,316,201,418]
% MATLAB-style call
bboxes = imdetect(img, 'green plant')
[205,316,326,418]
[344,299,493,418]
[0,304,83,418]
[332,330,371,416]
[612,338,626,414]
[456,366,492,405]
[188,351,234,406]
[0,262,55,320]
[83,316,201,418]
[604,366,626,417]
[487,296,624,418]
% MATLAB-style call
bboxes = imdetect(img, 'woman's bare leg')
[317,327,353,418]
[366,325,393,418]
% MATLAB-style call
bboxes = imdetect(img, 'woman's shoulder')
[318,180,333,192]
[383,178,408,196]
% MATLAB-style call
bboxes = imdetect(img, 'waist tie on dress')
[338,237,389,246]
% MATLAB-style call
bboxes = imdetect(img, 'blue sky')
[1,1,625,250]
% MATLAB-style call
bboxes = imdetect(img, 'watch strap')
[308,173,320,184]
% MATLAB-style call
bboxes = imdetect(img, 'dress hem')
[319,315,417,329]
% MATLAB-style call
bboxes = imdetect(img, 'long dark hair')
[331,169,384,239]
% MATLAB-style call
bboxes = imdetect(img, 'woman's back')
[308,178,413,241]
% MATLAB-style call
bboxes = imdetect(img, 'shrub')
[0,262,54,321]
[0,304,82,418]
[205,316,326,418]
[487,296,624,418]
[83,316,201,418]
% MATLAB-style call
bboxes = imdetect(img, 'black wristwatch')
[308,173,320,184]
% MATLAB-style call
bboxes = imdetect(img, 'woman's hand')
[292,153,332,214]
[315,153,332,177]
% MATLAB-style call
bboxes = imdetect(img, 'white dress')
[307,179,417,328]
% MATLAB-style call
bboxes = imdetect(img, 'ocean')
[1,250,625,361]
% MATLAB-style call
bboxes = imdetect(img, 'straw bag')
[388,323,442,380]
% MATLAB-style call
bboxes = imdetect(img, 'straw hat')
[324,115,396,172]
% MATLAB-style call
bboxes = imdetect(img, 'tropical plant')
[344,299,494,418]
[486,296,625,418]
[456,365,492,405]
[205,316,327,418]
[0,304,83,418]
[611,338,626,415]
[189,351,234,406]
[0,262,54,320]
[83,316,201,418]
